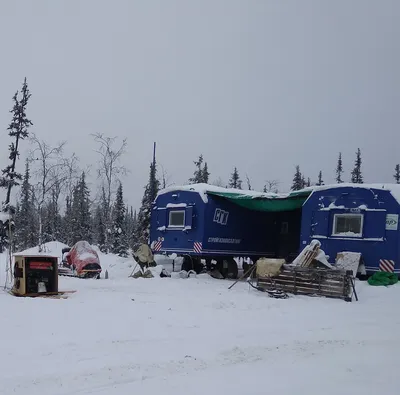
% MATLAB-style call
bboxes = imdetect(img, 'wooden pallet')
[9,290,77,299]
[257,266,354,301]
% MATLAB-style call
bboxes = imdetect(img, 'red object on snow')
[66,241,101,278]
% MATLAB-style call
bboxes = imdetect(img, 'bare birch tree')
[212,177,226,187]
[158,163,173,189]
[263,179,280,193]
[62,153,81,201]
[92,133,127,252]
[28,134,68,251]
[245,174,252,190]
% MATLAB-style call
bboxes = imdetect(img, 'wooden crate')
[257,266,354,302]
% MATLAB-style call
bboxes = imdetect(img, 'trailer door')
[157,208,167,229]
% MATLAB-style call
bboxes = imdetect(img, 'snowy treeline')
[0,78,158,255]
[213,149,400,192]
[11,162,136,256]
[8,131,163,255]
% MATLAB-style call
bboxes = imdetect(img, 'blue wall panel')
[301,186,400,273]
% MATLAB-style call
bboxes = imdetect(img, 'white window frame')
[332,213,364,237]
[168,210,185,228]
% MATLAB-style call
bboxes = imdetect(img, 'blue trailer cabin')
[150,184,310,277]
[300,184,400,275]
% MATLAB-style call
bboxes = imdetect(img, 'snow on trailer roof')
[156,183,311,212]
[156,183,400,212]
[300,183,400,205]
[157,184,270,203]
[156,183,285,203]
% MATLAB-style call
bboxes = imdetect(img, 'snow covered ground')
[1,243,400,395]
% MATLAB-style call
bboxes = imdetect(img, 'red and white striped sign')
[153,241,162,251]
[379,259,395,273]
[193,242,202,253]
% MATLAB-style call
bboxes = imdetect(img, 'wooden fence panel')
[257,267,354,302]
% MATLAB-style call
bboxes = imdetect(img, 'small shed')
[300,183,400,275]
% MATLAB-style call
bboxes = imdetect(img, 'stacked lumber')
[291,240,321,267]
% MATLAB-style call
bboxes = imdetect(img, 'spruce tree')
[189,155,204,183]
[202,162,210,183]
[70,182,80,244]
[291,165,303,191]
[131,209,139,250]
[394,164,400,184]
[0,78,33,251]
[306,177,311,187]
[189,154,210,183]
[111,182,128,256]
[42,189,62,243]
[0,78,33,207]
[41,205,52,244]
[124,205,132,241]
[316,171,324,186]
[124,205,137,251]
[137,161,160,245]
[70,172,92,244]
[99,186,112,252]
[93,204,106,251]
[13,160,37,251]
[12,203,21,252]
[228,167,242,189]
[351,148,363,183]
[335,152,343,183]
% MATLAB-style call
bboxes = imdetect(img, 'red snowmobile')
[60,241,102,279]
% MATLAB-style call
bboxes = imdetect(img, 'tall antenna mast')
[152,142,156,170]
[150,142,156,201]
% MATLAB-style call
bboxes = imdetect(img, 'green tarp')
[367,271,399,286]
[207,190,312,212]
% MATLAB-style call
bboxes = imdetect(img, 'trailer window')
[168,210,185,228]
[332,214,363,237]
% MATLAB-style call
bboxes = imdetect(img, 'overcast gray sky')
[0,0,399,210]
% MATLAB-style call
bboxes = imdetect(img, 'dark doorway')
[274,209,302,261]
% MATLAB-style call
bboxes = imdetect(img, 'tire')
[181,256,193,272]
[216,258,238,279]
[227,259,238,279]
[181,256,204,274]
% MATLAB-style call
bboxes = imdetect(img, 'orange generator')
[11,254,59,297]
